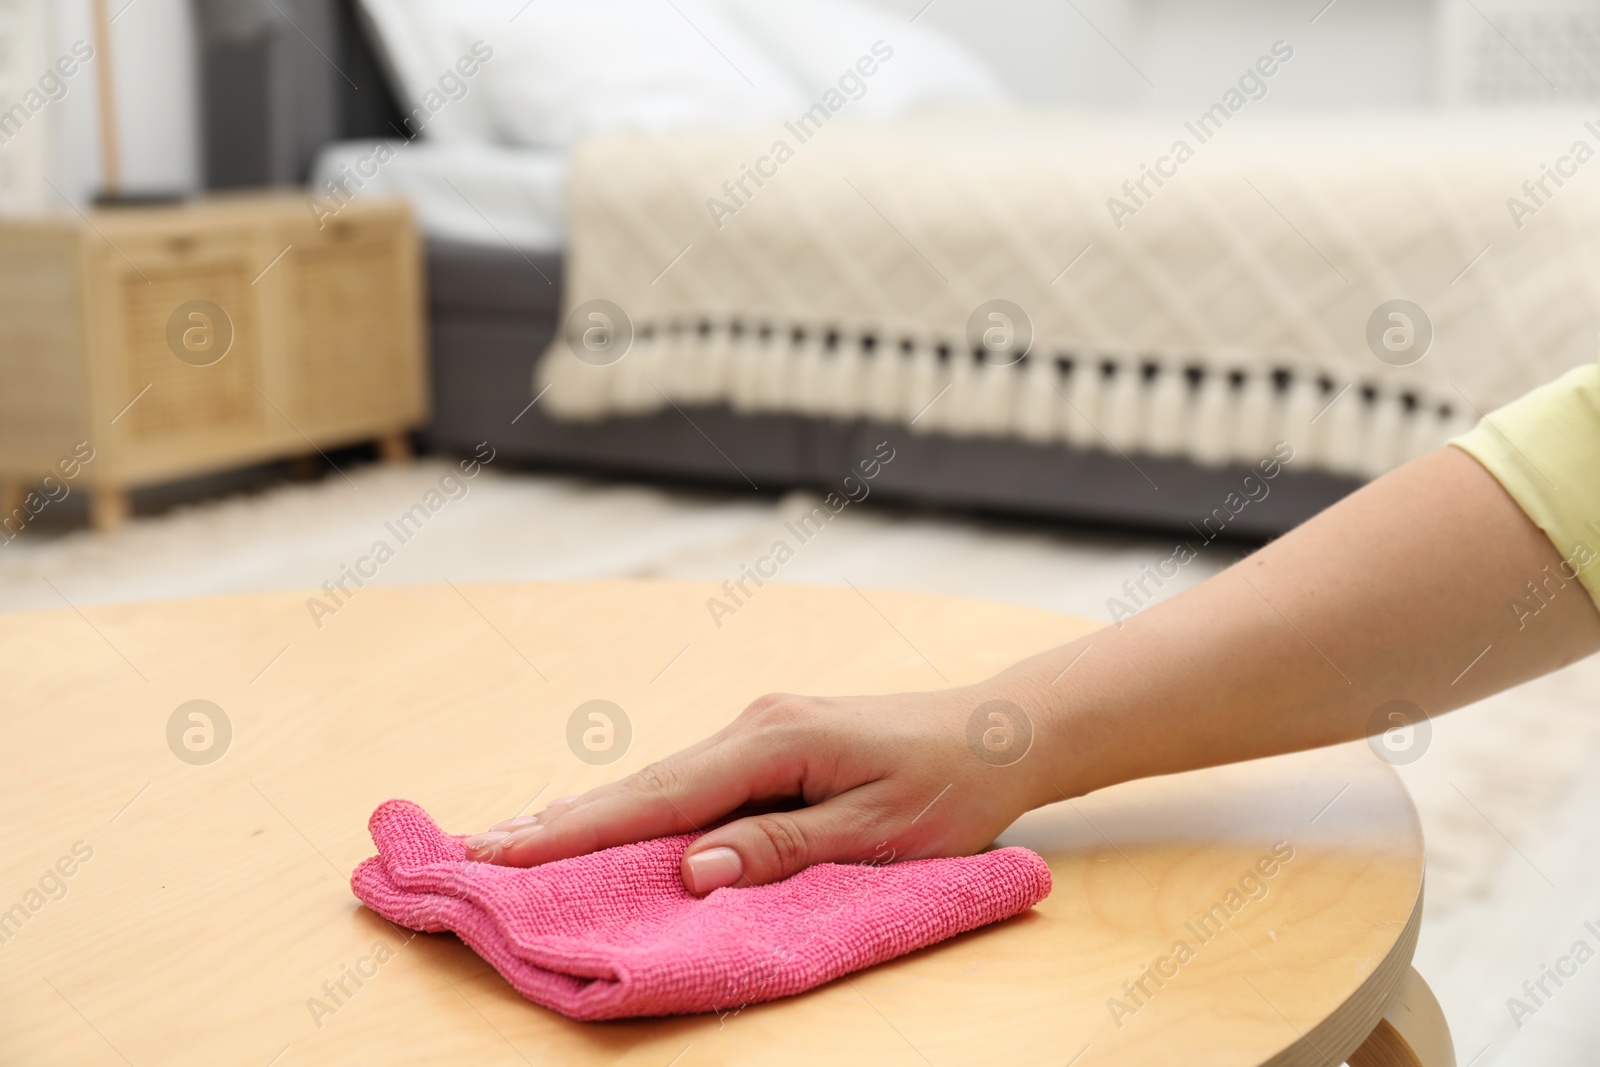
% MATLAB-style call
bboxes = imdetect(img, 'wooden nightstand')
[0,192,428,532]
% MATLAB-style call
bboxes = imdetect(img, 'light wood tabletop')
[0,581,1445,1066]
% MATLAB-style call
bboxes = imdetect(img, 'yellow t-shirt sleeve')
[1450,362,1600,611]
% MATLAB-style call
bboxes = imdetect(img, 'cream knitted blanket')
[537,109,1600,479]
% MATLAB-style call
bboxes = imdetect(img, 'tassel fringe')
[538,317,1473,480]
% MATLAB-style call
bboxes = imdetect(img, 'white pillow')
[713,0,1009,119]
[472,0,810,148]
[355,0,1005,148]
[354,0,506,141]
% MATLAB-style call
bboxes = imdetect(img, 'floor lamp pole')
[90,0,121,198]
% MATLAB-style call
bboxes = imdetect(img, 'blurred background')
[5,1,1600,1063]
[13,0,1600,204]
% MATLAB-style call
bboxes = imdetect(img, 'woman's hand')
[463,449,1600,896]
[463,682,1054,895]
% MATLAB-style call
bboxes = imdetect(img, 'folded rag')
[351,799,1052,1020]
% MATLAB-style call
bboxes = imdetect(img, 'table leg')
[1348,967,1455,1067]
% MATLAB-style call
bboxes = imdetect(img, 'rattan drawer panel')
[117,263,264,441]
[283,238,409,429]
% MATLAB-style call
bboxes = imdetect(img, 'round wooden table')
[0,582,1451,1066]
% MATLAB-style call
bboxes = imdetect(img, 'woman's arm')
[1018,444,1600,799]
[465,446,1600,893]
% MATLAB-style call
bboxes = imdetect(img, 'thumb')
[681,792,886,895]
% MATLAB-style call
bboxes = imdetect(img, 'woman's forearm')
[472,445,1600,893]
[1007,446,1600,803]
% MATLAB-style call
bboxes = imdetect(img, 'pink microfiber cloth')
[352,799,1052,1020]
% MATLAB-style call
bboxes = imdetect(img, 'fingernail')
[464,831,510,860]
[684,847,742,894]
[501,824,545,850]
[488,815,539,832]
[553,795,579,805]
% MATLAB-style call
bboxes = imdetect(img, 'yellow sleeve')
[1450,362,1600,612]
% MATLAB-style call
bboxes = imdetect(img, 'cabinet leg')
[0,478,26,525]
[89,487,130,533]
[377,432,413,465]
[1,477,29,542]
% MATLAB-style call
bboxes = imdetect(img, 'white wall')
[0,0,53,211]
[48,0,199,202]
[36,0,1580,206]
[869,0,1146,107]
[1132,0,1436,111]
[866,0,1439,109]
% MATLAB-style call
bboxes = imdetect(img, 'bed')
[196,0,1598,538]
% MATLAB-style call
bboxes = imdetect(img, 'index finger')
[471,729,796,867]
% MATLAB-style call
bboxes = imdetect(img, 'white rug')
[2,458,1595,1064]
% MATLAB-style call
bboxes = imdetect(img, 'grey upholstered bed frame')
[194,0,1360,538]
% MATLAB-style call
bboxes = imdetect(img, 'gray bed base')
[197,0,1361,539]
[424,242,1357,538]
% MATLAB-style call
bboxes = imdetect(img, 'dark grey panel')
[821,421,1350,538]
[426,316,552,447]
[427,240,564,319]
[195,0,405,189]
